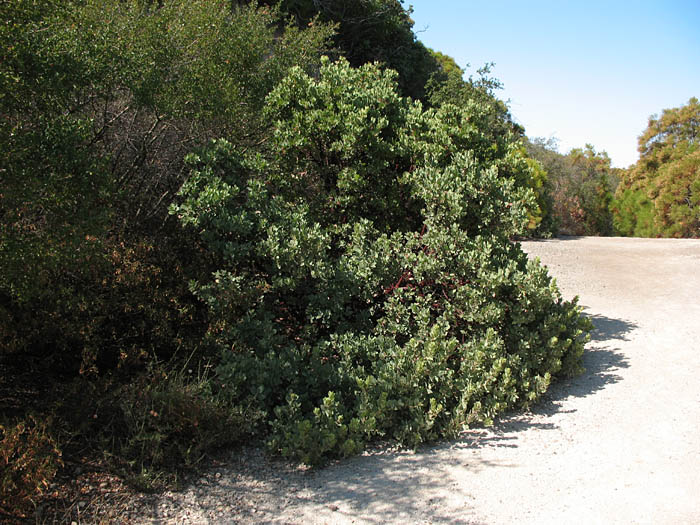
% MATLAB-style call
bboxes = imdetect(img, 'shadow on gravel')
[177,313,638,525]
[292,448,490,525]
[238,312,638,525]
[586,312,639,342]
[516,311,633,419]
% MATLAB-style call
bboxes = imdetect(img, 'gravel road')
[130,236,700,524]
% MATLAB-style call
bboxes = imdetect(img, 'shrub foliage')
[1,0,591,515]
[0,0,333,375]
[0,417,63,518]
[172,58,590,464]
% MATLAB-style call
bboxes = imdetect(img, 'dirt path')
[132,236,700,524]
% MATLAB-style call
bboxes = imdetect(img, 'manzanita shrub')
[171,58,590,465]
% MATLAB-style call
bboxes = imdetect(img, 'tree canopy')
[613,98,700,237]
[252,0,441,101]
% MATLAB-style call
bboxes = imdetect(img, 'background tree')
[613,97,700,237]
[526,139,618,236]
[565,145,617,236]
[254,0,441,101]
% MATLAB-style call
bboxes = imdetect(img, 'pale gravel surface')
[128,236,700,524]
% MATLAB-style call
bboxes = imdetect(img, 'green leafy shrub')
[425,59,556,236]
[0,1,332,499]
[172,58,590,465]
[0,0,333,376]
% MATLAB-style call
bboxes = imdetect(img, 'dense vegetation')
[525,141,619,236]
[172,58,588,465]
[1,0,694,520]
[525,98,699,238]
[612,97,700,237]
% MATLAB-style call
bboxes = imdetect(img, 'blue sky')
[406,1,700,168]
